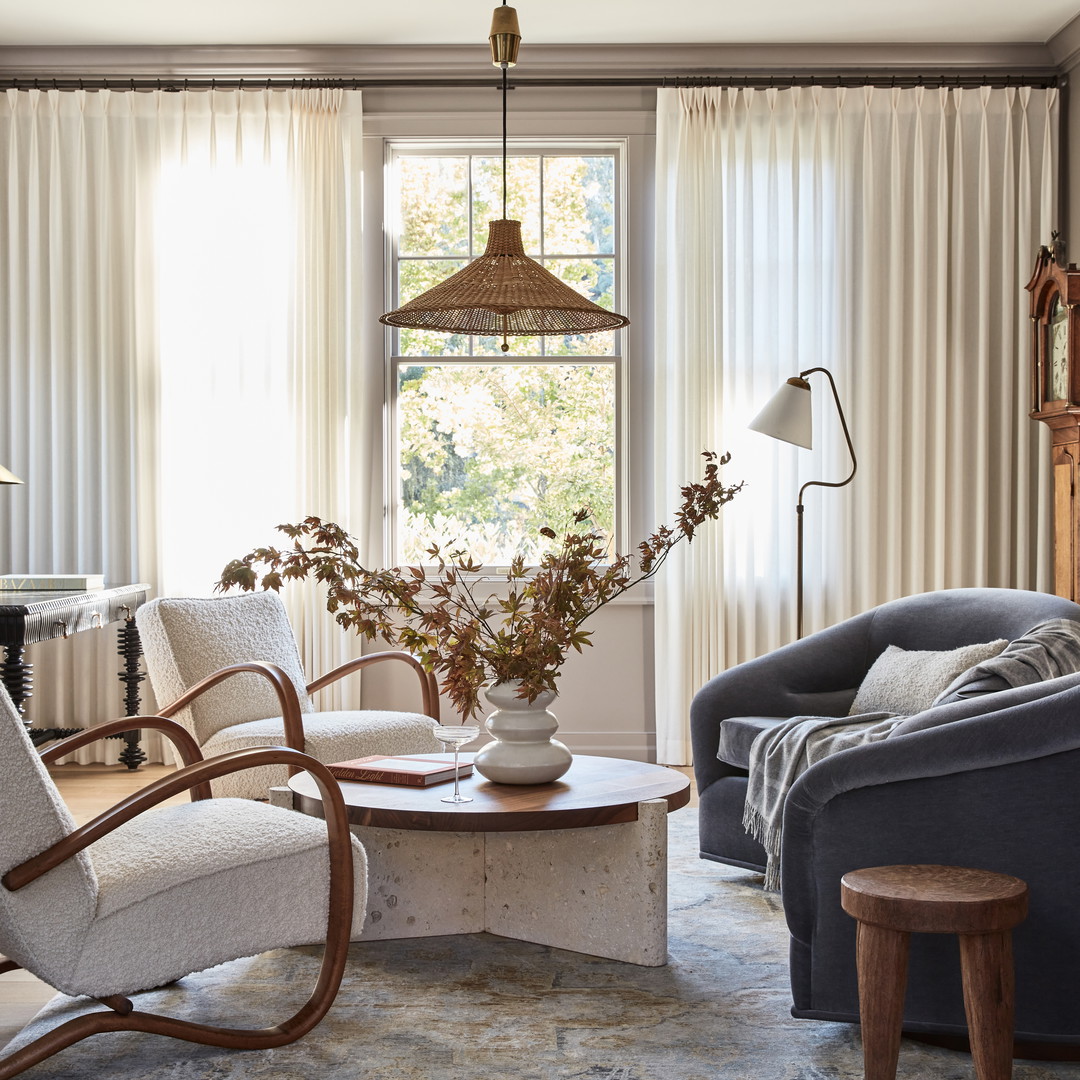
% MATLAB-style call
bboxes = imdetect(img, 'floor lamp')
[749,367,857,639]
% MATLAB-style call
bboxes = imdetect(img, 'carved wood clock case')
[1027,239,1080,601]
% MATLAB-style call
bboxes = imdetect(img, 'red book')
[326,754,472,787]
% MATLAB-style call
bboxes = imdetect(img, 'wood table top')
[288,753,691,833]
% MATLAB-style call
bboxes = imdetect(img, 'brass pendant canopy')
[380,4,630,341]
[489,4,521,67]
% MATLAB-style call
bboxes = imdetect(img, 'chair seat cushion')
[717,716,792,769]
[201,711,441,799]
[67,799,367,998]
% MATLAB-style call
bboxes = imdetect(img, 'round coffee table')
[287,754,689,966]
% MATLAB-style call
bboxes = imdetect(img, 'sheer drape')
[0,88,367,760]
[148,89,368,712]
[654,85,1057,764]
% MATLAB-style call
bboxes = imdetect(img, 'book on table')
[0,574,105,591]
[326,754,472,787]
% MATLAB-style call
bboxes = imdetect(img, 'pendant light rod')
[502,64,508,220]
[492,0,517,222]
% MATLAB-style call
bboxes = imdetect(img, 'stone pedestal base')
[350,797,670,966]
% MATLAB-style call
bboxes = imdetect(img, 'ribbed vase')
[473,681,573,785]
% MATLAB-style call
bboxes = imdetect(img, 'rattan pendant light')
[379,3,630,350]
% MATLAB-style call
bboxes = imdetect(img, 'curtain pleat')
[0,88,366,760]
[654,85,1057,764]
[285,90,368,709]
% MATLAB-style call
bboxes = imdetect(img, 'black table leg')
[1,644,33,731]
[116,615,147,770]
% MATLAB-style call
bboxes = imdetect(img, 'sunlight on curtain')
[156,146,294,597]
[0,88,366,760]
[654,85,1057,764]
[150,89,369,715]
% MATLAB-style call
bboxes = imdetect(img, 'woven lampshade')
[380,219,630,339]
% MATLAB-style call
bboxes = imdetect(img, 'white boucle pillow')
[849,639,1009,716]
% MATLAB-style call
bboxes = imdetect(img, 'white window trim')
[381,136,630,570]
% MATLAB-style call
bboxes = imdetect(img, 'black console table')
[0,583,152,769]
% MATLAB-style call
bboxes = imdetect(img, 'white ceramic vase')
[473,681,573,785]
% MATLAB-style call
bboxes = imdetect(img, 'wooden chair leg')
[855,921,910,1080]
[959,930,1015,1080]
[96,995,133,1015]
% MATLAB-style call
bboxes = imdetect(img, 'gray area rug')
[4,808,1079,1079]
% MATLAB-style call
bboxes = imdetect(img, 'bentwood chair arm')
[154,661,308,771]
[38,717,211,800]
[306,651,441,723]
[0,748,355,1077]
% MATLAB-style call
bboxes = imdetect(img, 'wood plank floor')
[0,760,697,1051]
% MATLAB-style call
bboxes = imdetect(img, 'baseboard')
[556,730,656,761]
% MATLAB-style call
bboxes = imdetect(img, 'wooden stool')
[840,864,1029,1080]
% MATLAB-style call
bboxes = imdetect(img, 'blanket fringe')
[743,802,783,892]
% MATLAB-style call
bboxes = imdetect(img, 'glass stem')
[453,746,461,798]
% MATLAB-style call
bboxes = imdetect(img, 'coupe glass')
[432,725,481,803]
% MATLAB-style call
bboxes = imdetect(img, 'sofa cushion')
[717,716,792,769]
[849,640,1008,716]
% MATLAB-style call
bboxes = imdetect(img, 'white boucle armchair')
[136,592,442,798]
[0,683,365,1079]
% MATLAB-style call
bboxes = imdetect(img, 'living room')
[1,1,1080,1077]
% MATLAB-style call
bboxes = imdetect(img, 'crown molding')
[0,41,1060,81]
[1047,12,1080,71]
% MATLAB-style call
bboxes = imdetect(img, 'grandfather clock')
[1027,236,1080,600]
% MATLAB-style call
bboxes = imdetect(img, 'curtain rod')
[0,73,1060,92]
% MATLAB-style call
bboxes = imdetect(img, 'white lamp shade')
[749,377,813,449]
[0,464,22,485]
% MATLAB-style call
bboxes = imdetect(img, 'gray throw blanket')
[935,618,1080,701]
[742,711,900,891]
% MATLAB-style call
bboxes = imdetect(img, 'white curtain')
[654,85,1058,764]
[0,88,368,761]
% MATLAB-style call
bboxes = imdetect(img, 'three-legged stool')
[840,864,1029,1080]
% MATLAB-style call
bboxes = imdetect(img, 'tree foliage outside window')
[390,148,622,565]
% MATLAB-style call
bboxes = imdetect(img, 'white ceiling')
[0,0,1077,48]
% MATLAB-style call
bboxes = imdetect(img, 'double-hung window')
[385,142,625,566]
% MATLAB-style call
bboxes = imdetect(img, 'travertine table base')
[283,754,689,967]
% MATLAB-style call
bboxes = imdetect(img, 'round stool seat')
[842,864,1029,935]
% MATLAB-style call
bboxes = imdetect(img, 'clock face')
[1050,296,1069,402]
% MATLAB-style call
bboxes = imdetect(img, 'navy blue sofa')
[690,588,1080,1044]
